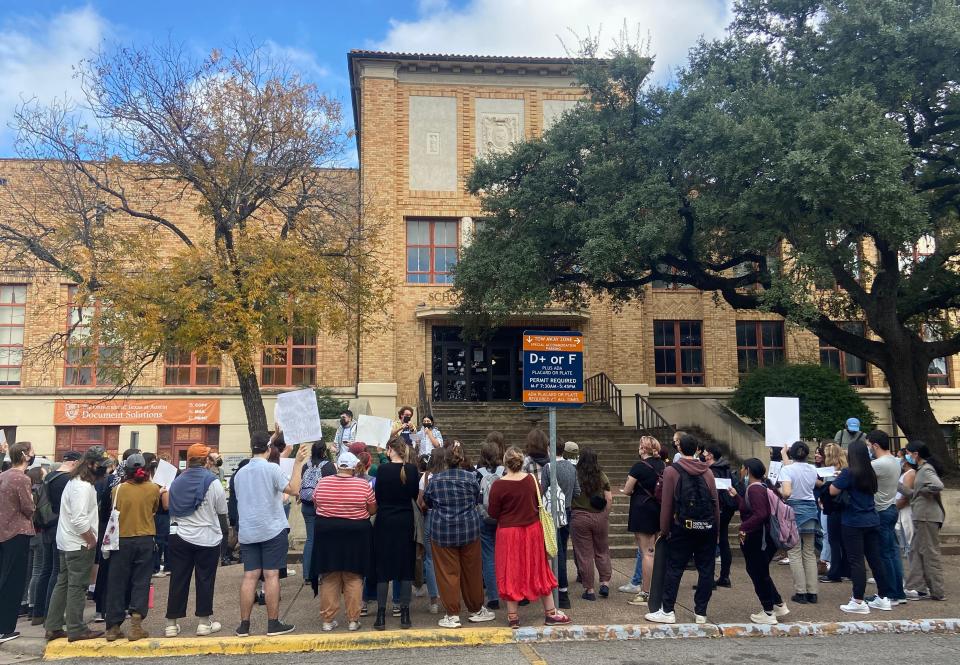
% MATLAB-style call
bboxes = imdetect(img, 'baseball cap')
[846,417,861,432]
[62,451,82,462]
[564,441,579,455]
[187,443,211,460]
[337,452,360,470]
[82,446,112,467]
[126,453,146,469]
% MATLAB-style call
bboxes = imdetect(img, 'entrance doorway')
[432,326,565,402]
[157,425,220,469]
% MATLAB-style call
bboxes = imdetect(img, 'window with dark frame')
[64,286,121,387]
[164,350,221,386]
[0,285,26,386]
[654,320,705,385]
[261,327,317,386]
[406,219,458,284]
[819,322,870,386]
[736,321,785,375]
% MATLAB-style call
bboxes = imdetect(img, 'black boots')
[400,606,412,629]
[374,608,387,631]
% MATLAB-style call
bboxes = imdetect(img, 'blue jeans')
[422,513,439,599]
[480,522,498,603]
[631,547,643,586]
[301,505,316,579]
[877,506,905,600]
[153,513,170,572]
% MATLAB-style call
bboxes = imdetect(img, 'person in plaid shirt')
[422,446,494,628]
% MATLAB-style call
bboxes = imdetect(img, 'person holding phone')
[392,406,416,448]
[417,416,444,457]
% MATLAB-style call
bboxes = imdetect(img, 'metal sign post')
[522,330,584,609]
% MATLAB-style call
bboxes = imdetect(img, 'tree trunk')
[232,355,269,436]
[884,352,955,473]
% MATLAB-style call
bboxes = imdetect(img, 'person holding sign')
[778,441,821,605]
[392,406,417,447]
[232,431,309,638]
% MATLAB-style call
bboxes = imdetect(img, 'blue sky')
[0,1,734,161]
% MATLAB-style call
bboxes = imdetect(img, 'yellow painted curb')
[43,627,516,660]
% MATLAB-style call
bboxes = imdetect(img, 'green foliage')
[315,388,349,419]
[729,364,876,441]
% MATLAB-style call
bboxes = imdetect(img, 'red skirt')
[495,521,558,602]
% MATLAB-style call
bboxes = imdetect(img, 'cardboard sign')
[764,397,800,448]
[275,389,323,445]
[714,477,733,491]
[817,466,837,478]
[356,414,392,449]
[153,459,178,490]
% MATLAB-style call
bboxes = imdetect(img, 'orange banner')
[54,399,220,425]
[522,334,583,352]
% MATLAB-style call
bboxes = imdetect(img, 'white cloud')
[0,5,109,152]
[377,0,734,81]
[264,41,331,80]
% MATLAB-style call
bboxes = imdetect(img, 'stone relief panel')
[475,98,525,159]
[542,99,578,132]
[409,96,457,191]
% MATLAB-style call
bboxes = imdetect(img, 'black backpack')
[33,471,64,530]
[673,467,715,532]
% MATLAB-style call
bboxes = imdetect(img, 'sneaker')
[359,602,369,617]
[165,624,181,637]
[695,614,707,625]
[558,591,571,610]
[581,592,597,601]
[599,584,610,598]
[840,599,870,614]
[628,592,649,606]
[778,557,790,565]
[235,621,250,637]
[429,603,440,614]
[93,612,105,623]
[791,593,808,605]
[0,633,20,644]
[322,621,338,632]
[544,611,571,626]
[618,583,641,594]
[348,621,361,632]
[893,598,909,606]
[773,603,790,618]
[715,578,732,588]
[266,619,295,636]
[867,597,892,611]
[438,615,461,629]
[152,571,166,579]
[867,577,876,584]
[196,621,221,636]
[644,609,676,624]
[904,589,928,601]
[392,605,401,618]
[806,593,818,604]
[819,575,842,583]
[750,611,777,625]
[469,606,496,623]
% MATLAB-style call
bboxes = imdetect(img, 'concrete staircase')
[430,401,644,559]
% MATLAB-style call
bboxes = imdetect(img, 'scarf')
[168,467,217,518]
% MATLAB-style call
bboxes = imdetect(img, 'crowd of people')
[0,409,949,644]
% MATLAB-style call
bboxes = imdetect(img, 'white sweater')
[56,478,99,552]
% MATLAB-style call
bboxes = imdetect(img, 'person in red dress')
[487,447,572,629]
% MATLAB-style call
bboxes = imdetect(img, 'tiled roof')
[348,50,596,64]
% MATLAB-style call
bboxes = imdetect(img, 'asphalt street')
[23,633,960,665]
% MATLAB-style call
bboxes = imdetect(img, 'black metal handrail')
[585,372,622,424]
[635,393,674,438]
[417,372,432,420]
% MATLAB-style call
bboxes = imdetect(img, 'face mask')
[402,415,411,423]
[93,464,108,477]
[423,422,432,429]
[215,458,223,467]
[26,454,35,467]
[905,453,916,465]
[340,417,349,426]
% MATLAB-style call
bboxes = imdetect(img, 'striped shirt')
[314,475,375,520]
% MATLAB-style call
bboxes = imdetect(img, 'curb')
[42,619,960,660]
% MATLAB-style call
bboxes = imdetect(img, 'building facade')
[1,51,958,459]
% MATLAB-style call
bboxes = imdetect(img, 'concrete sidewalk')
[4,555,958,659]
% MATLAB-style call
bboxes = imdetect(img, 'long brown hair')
[387,437,409,484]
[577,447,604,496]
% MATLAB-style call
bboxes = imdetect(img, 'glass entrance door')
[432,327,532,402]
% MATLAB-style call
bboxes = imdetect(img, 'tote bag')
[101,485,121,559]
[532,475,558,558]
